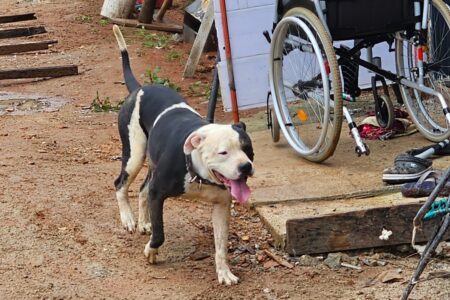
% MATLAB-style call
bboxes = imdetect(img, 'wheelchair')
[266,0,450,162]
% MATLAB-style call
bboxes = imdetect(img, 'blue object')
[423,198,450,220]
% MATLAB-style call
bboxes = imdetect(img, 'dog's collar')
[185,154,227,190]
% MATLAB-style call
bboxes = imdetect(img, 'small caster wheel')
[376,95,395,129]
[270,109,280,143]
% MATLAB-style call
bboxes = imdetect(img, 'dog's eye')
[218,151,228,155]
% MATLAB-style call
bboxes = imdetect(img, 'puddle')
[0,92,70,115]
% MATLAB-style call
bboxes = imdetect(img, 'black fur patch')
[232,123,254,161]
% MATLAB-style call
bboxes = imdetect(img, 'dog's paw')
[217,267,239,285]
[120,211,136,233]
[144,242,158,264]
[137,222,152,235]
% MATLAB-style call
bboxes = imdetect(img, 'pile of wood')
[0,12,78,80]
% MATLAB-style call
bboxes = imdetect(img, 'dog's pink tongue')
[230,179,251,204]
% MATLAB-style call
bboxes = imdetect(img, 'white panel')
[218,55,271,111]
[238,0,248,9]
[214,5,275,60]
[247,0,274,8]
[213,0,239,13]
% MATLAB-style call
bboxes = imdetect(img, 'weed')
[76,15,93,23]
[91,92,123,112]
[167,50,182,62]
[188,81,210,97]
[137,28,171,49]
[145,67,180,91]
[99,18,110,27]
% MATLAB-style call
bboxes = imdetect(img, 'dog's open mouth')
[213,171,251,204]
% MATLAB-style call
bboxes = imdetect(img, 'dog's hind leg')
[114,142,146,232]
[115,91,147,233]
[137,172,152,234]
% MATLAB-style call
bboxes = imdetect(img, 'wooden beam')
[0,40,57,55]
[0,65,78,80]
[183,0,214,78]
[0,26,46,39]
[108,17,182,33]
[0,13,36,24]
[286,202,450,255]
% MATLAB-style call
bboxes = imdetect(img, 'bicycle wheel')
[269,7,343,162]
[395,0,450,141]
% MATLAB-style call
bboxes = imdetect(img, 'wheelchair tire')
[269,7,343,162]
[395,0,450,141]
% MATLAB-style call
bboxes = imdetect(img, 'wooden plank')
[0,26,46,39]
[183,0,214,78]
[0,65,78,80]
[0,40,57,55]
[0,13,36,24]
[286,202,450,255]
[108,17,182,33]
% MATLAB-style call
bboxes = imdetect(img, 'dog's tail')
[113,25,141,93]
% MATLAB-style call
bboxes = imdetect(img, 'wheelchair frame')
[268,0,450,162]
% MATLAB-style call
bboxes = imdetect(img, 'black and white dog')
[112,25,254,285]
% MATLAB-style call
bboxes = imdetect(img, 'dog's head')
[184,122,254,203]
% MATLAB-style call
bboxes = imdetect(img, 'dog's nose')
[238,162,253,177]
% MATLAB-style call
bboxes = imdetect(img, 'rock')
[298,254,320,267]
[31,254,44,267]
[257,254,265,262]
[230,256,241,266]
[241,235,250,241]
[190,252,210,261]
[263,260,279,269]
[362,258,378,267]
[377,260,388,266]
[341,253,359,266]
[324,253,342,270]
[380,270,403,283]
[263,288,271,294]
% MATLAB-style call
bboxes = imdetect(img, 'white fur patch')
[153,103,200,127]
[126,89,147,175]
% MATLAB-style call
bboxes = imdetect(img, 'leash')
[185,154,226,190]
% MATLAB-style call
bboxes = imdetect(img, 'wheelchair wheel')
[395,0,450,141]
[270,108,280,142]
[269,8,343,162]
[376,95,395,129]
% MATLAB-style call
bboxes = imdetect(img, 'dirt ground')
[1,1,450,299]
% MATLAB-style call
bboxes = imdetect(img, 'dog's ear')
[183,131,204,154]
[233,122,247,132]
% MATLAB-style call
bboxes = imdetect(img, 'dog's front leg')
[144,192,164,264]
[212,200,239,285]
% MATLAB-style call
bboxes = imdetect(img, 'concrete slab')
[248,128,450,206]
[246,125,450,252]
